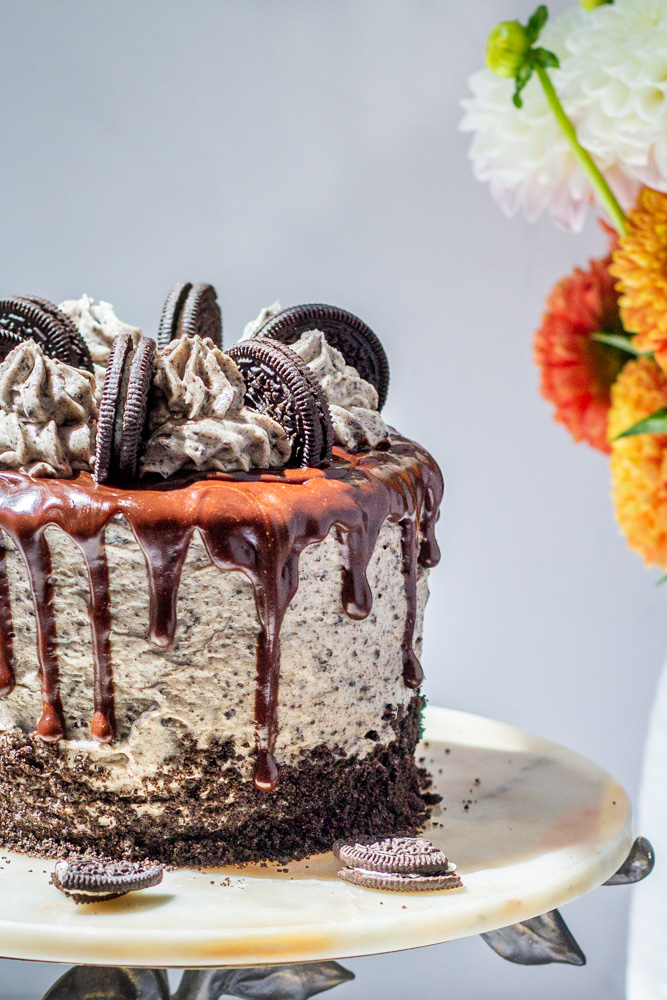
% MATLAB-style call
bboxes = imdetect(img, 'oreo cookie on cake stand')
[157,282,223,350]
[0,295,93,371]
[252,303,390,411]
[227,337,334,467]
[333,835,462,892]
[51,857,163,905]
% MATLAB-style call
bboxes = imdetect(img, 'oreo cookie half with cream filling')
[51,857,163,904]
[253,303,390,411]
[157,282,222,350]
[94,332,157,483]
[337,867,461,892]
[0,296,93,371]
[334,835,462,892]
[333,835,451,874]
[227,337,334,466]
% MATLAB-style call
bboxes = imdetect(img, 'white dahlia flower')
[460,6,641,231]
[559,0,667,194]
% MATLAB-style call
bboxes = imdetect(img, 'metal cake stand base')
[0,708,653,998]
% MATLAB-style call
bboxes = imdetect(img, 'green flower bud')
[486,21,531,78]
[580,0,612,8]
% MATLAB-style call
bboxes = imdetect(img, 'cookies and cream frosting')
[141,334,291,477]
[0,296,389,480]
[290,330,389,450]
[0,341,97,478]
[59,294,140,367]
[59,294,141,399]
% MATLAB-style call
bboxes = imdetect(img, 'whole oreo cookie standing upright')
[94,332,157,484]
[253,304,390,411]
[157,282,223,349]
[15,295,94,372]
[0,296,94,371]
[227,338,334,467]
[51,857,163,905]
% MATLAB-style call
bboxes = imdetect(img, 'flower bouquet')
[462,0,667,575]
[462,3,667,993]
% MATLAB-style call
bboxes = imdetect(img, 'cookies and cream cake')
[0,288,443,866]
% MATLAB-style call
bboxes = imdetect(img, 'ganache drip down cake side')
[0,291,443,866]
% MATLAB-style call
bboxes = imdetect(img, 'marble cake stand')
[0,706,638,976]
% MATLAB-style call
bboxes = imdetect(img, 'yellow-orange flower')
[609,356,667,571]
[611,188,667,368]
[534,256,625,454]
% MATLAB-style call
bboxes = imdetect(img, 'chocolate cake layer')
[0,697,438,865]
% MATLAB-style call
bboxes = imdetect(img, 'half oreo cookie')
[253,304,390,411]
[0,296,94,371]
[157,282,223,349]
[333,836,452,875]
[227,338,334,467]
[51,857,163,904]
[333,835,462,892]
[337,867,461,892]
[94,332,157,484]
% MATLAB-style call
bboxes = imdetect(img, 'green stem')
[535,65,627,236]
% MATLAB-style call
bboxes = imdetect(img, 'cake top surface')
[0,286,393,485]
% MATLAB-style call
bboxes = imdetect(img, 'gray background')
[0,1,663,997]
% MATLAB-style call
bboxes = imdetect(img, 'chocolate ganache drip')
[0,435,443,790]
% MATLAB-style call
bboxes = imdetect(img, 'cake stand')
[0,707,653,1000]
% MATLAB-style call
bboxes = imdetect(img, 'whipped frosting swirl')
[142,335,291,478]
[0,341,98,478]
[291,331,389,450]
[59,294,141,399]
[241,300,282,341]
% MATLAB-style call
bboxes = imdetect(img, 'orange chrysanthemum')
[609,357,667,571]
[534,256,625,454]
[611,188,667,369]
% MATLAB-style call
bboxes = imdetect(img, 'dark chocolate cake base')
[0,698,439,866]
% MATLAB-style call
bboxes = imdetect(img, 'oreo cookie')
[227,338,334,467]
[334,836,452,874]
[337,867,461,892]
[94,332,157,484]
[0,296,94,371]
[16,295,94,372]
[157,282,222,349]
[51,857,163,904]
[253,304,390,411]
[334,836,462,893]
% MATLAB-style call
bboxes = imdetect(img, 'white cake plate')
[0,706,631,968]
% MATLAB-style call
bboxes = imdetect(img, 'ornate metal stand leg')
[41,962,354,1000]
[43,968,171,1000]
[174,963,354,999]
[480,836,655,967]
[481,909,586,966]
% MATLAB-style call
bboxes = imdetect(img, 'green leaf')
[656,575,667,587]
[534,47,560,69]
[614,407,667,440]
[526,5,549,43]
[512,65,534,107]
[591,332,652,356]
